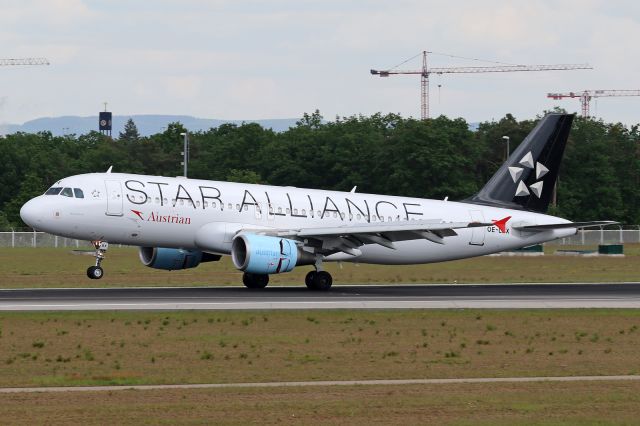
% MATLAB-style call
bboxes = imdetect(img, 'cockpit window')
[73,188,84,198]
[60,187,73,197]
[45,187,63,195]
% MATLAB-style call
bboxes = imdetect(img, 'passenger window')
[45,187,62,195]
[302,209,306,216]
[73,188,84,198]
[61,188,73,197]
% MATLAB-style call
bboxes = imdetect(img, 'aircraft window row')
[45,187,84,198]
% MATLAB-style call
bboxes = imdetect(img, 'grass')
[1,310,640,388]
[2,381,640,424]
[0,244,639,288]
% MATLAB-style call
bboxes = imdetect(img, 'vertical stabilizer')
[465,113,573,213]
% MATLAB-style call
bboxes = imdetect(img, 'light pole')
[180,132,189,177]
[502,135,510,161]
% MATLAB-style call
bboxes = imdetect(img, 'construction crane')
[371,51,592,119]
[547,90,640,117]
[0,57,49,66]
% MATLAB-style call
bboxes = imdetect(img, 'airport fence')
[1,226,639,248]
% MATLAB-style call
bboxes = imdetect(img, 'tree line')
[1,110,638,230]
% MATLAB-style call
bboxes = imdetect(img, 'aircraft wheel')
[305,271,317,289]
[87,266,104,280]
[309,271,332,291]
[242,272,269,289]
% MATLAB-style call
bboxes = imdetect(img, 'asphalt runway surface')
[1,282,640,310]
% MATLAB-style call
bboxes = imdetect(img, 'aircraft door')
[105,180,124,216]
[468,210,485,246]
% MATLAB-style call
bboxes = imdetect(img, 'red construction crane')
[371,51,592,120]
[547,90,640,117]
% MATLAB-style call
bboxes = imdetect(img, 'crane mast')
[547,90,640,117]
[371,51,592,119]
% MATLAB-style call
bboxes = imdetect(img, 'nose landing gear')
[86,240,108,279]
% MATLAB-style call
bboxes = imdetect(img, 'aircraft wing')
[241,220,492,255]
[512,221,618,232]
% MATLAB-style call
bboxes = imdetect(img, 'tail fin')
[466,113,574,213]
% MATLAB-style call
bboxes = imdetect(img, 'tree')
[227,169,262,184]
[119,118,140,141]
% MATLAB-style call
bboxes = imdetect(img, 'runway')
[1,282,640,310]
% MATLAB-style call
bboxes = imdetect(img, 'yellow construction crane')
[547,90,640,117]
[371,51,592,119]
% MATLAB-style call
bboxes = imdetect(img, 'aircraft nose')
[20,198,42,228]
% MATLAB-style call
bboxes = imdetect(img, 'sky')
[1,0,639,126]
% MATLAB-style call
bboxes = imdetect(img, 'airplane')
[19,113,614,290]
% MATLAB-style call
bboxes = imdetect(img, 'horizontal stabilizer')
[513,221,618,232]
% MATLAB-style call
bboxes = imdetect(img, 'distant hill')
[1,115,300,136]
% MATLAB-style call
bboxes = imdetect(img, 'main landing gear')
[305,270,333,291]
[242,272,269,289]
[305,257,333,291]
[241,258,333,291]
[86,240,108,280]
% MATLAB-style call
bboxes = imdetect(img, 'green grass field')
[1,310,640,388]
[0,244,639,288]
[2,381,640,424]
[2,309,640,423]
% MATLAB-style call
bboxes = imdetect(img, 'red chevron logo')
[492,216,512,233]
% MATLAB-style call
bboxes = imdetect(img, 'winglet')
[106,166,113,173]
[492,216,512,233]
[350,186,357,193]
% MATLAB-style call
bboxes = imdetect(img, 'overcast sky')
[1,0,639,126]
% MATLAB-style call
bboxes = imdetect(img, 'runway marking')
[2,375,639,393]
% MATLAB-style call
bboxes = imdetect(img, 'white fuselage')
[20,172,575,265]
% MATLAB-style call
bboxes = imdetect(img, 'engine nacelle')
[139,247,220,270]
[231,234,314,274]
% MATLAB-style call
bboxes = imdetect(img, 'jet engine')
[231,234,314,274]
[139,247,220,270]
